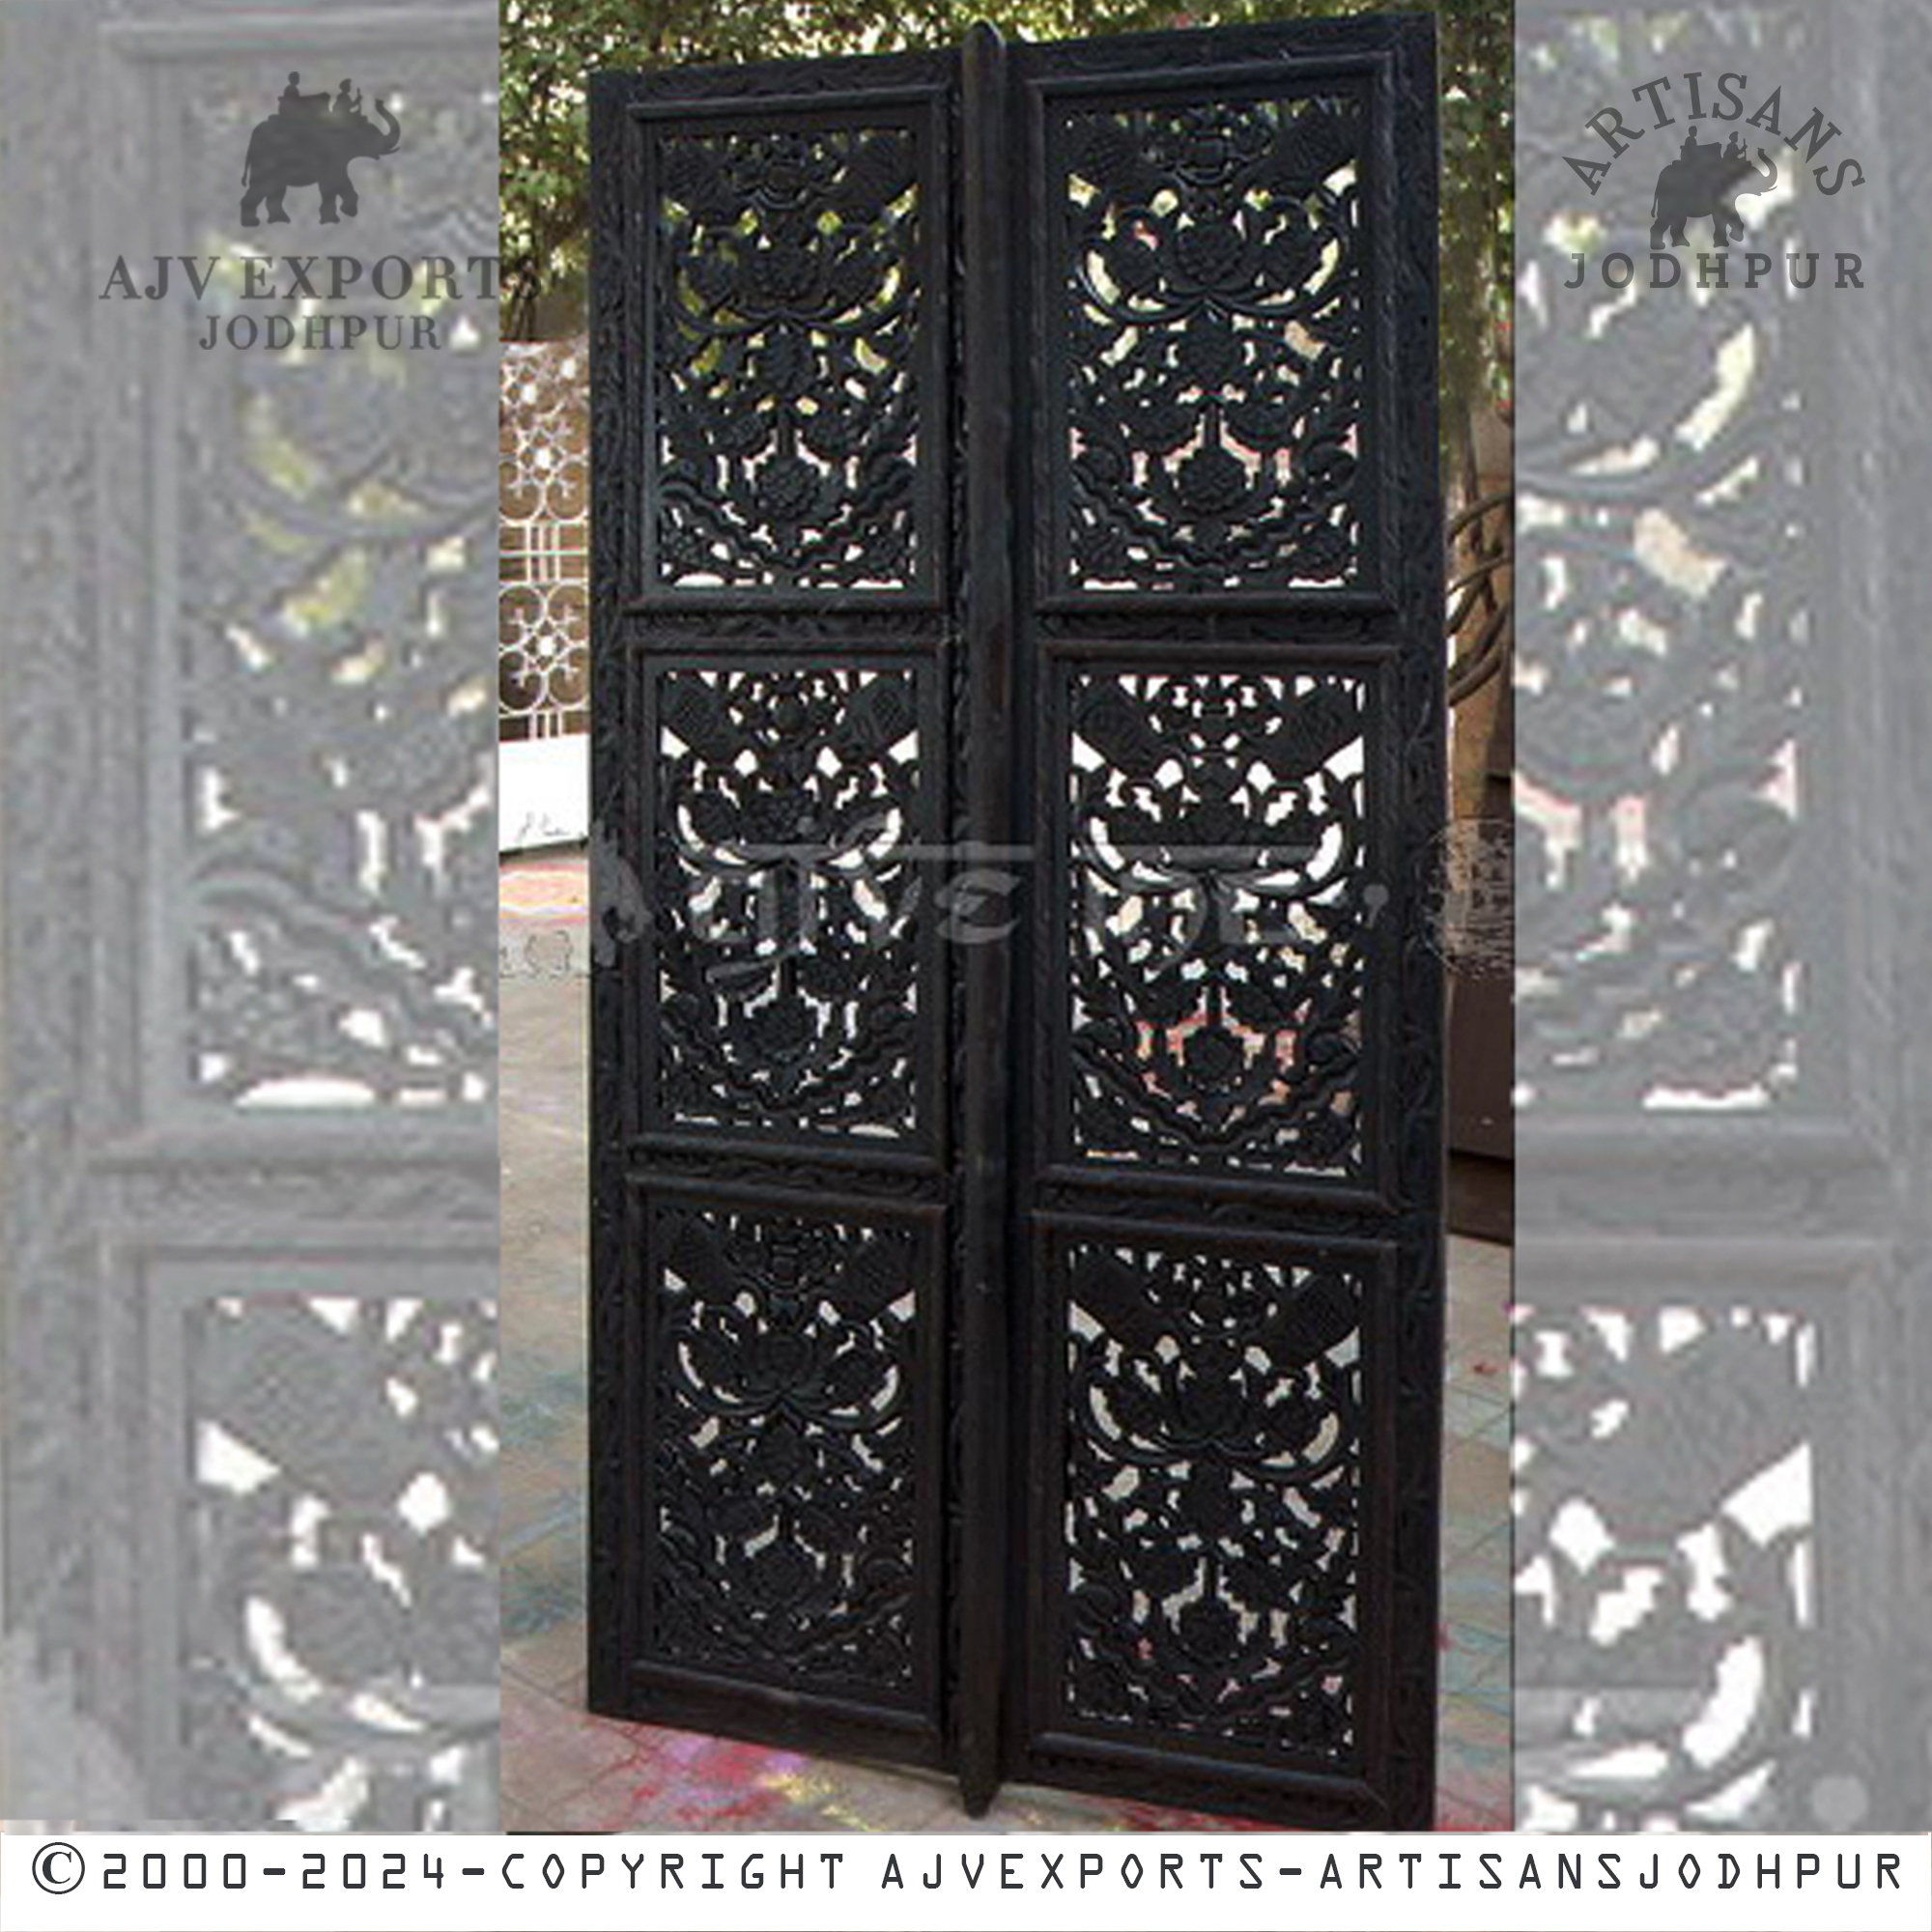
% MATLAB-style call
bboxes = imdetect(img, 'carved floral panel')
[1065,667,1373,1179]
[183,1293,498,1829]
[1058,1235,1367,1766]
[1052,89,1368,596]
[648,1201,927,1702]
[177,81,498,1114]
[648,119,934,595]
[1516,8,1815,1116]
[1514,1299,1822,1831]
[654,664,928,1142]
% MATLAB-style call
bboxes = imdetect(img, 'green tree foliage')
[501,0,1510,462]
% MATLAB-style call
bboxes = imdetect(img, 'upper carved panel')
[1048,87,1370,598]
[180,359,497,1111]
[173,49,498,1115]
[1516,8,1824,1118]
[645,117,936,597]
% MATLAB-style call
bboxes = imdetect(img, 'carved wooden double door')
[587,14,1445,1828]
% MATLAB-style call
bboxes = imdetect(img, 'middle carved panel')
[1059,665,1376,1181]
[649,661,935,1146]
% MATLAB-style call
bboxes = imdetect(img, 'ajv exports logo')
[96,66,497,352]
[1561,67,1868,292]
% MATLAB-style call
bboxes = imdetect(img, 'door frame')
[588,14,1445,1829]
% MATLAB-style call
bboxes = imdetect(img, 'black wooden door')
[587,14,1445,1830]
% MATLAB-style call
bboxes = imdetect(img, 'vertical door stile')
[585,62,638,1722]
[956,18,1019,1818]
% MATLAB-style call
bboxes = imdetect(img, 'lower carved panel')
[1515,1296,1825,1830]
[184,1290,498,1830]
[645,1196,935,1709]
[1046,1228,1376,1771]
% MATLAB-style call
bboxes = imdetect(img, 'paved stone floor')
[499,854,1511,1832]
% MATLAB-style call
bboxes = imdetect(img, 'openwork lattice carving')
[650,120,930,593]
[184,353,497,1112]
[1510,0,1929,1839]
[1515,1301,1819,1832]
[591,15,1444,1830]
[185,1295,498,1830]
[1,0,498,1829]
[1060,1237,1364,1764]
[1516,12,1811,1116]
[500,338,589,744]
[650,1203,924,1697]
[1054,90,1367,595]
[655,665,925,1138]
[1066,668,1371,1178]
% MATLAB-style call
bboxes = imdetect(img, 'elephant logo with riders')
[1559,67,1868,292]
[242,71,402,226]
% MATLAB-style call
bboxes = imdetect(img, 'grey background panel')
[1517,0,1928,1830]
[0,0,499,1828]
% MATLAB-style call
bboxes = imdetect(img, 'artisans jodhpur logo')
[1561,68,1868,291]
[96,68,497,350]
